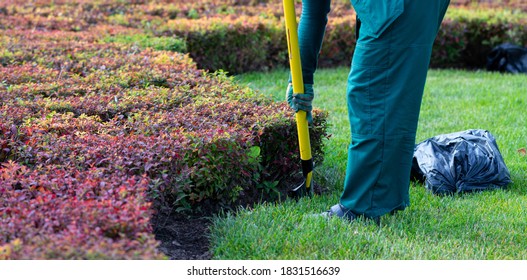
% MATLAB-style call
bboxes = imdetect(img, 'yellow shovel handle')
[283,0,313,190]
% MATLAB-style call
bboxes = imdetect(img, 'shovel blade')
[289,176,313,199]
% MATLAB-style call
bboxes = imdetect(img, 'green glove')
[286,83,314,124]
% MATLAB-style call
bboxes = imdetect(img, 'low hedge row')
[0,162,162,259]
[154,15,287,74]
[2,1,526,74]
[1,29,327,183]
[0,26,329,259]
[432,8,527,68]
[156,8,526,73]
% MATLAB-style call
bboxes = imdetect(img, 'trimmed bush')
[1,27,328,209]
[0,162,163,260]
[318,16,356,68]
[155,15,286,74]
[432,8,527,68]
[2,0,525,73]
[150,5,527,72]
[0,6,329,258]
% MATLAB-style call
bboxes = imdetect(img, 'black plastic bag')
[411,129,512,195]
[486,43,527,74]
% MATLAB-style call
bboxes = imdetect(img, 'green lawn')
[209,68,527,259]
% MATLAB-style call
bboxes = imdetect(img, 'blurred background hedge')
[2,0,525,74]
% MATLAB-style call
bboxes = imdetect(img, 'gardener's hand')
[286,83,314,124]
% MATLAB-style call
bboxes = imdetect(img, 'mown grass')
[209,68,527,259]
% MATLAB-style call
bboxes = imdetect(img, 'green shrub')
[433,8,527,68]
[0,162,164,260]
[431,18,468,68]
[156,15,285,74]
[103,33,187,53]
[152,6,526,73]
[4,1,525,73]
[0,26,329,213]
[319,17,356,68]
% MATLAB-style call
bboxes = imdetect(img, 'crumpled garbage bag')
[411,129,512,195]
[486,43,527,74]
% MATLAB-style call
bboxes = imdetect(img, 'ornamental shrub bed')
[1,4,328,258]
[155,15,287,74]
[2,0,526,74]
[0,162,161,259]
[128,1,527,72]
[431,8,527,68]
[153,4,526,72]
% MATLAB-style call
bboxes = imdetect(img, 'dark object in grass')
[487,43,527,74]
[411,129,512,195]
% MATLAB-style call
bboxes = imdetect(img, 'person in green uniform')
[287,0,451,222]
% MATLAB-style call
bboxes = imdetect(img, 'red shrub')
[0,0,331,260]
[0,162,164,259]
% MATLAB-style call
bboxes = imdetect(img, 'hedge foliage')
[156,4,526,72]
[0,162,160,259]
[432,8,527,68]
[2,1,526,74]
[0,2,329,259]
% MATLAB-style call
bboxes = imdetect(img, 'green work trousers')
[341,0,450,217]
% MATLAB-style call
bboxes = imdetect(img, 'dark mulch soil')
[151,176,327,260]
[152,211,213,260]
